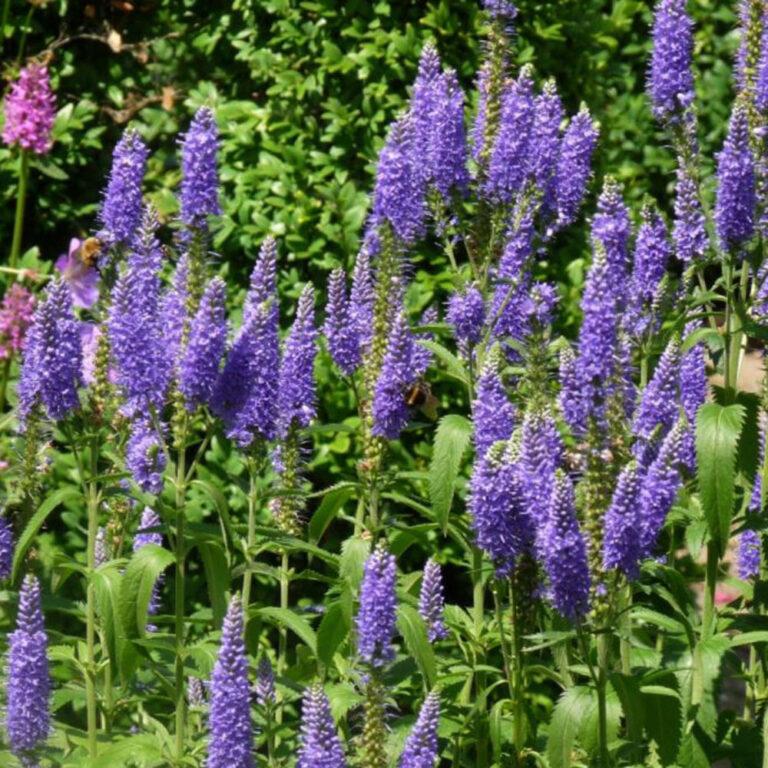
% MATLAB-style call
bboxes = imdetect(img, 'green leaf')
[310,485,356,544]
[316,600,350,667]
[418,339,469,385]
[339,536,370,591]
[197,541,229,628]
[257,606,317,653]
[12,487,82,583]
[640,678,682,765]
[89,732,164,767]
[429,414,472,534]
[119,544,175,641]
[396,604,436,688]
[93,563,124,674]
[729,630,768,647]
[192,478,234,553]
[546,686,593,768]
[696,402,745,556]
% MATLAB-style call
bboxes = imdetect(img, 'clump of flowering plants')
[3,1,768,767]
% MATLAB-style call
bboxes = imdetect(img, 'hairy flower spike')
[679,326,708,471]
[472,351,516,458]
[399,691,440,768]
[179,277,228,410]
[592,178,631,282]
[277,283,317,436]
[297,684,347,768]
[673,162,708,263]
[540,472,591,621]
[126,417,166,495]
[715,105,756,249]
[648,0,695,120]
[207,596,253,768]
[356,544,397,668]
[520,410,564,533]
[98,128,149,247]
[372,311,415,439]
[6,575,50,762]
[180,107,221,228]
[603,463,643,578]
[446,284,485,349]
[739,529,762,579]
[558,345,585,434]
[2,63,56,154]
[244,237,278,323]
[483,0,517,20]
[18,279,82,426]
[0,515,12,578]
[350,247,375,349]
[419,560,447,642]
[255,657,276,707]
[325,268,361,376]
[0,284,35,360]
[530,80,565,200]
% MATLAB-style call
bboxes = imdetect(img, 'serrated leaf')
[546,685,593,768]
[696,403,745,556]
[119,544,175,641]
[418,339,469,385]
[257,606,317,653]
[316,600,349,667]
[93,563,123,674]
[396,603,436,688]
[429,414,472,533]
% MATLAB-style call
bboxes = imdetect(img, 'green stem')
[596,633,610,768]
[620,583,632,676]
[0,0,10,45]
[0,354,13,414]
[9,150,29,274]
[242,453,262,610]
[174,428,188,762]
[85,435,100,759]
[276,550,290,725]
[701,543,719,642]
[509,578,525,762]
[471,548,488,767]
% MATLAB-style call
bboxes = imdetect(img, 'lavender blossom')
[470,64,491,163]
[484,67,535,203]
[673,162,708,263]
[0,515,12,579]
[679,327,708,471]
[757,23,768,112]
[648,0,695,121]
[6,575,50,762]
[638,421,685,558]
[325,268,361,376]
[540,472,590,621]
[133,507,163,619]
[429,69,470,199]
[446,284,485,348]
[483,0,517,20]
[751,422,766,512]
[370,115,426,246]
[277,284,317,436]
[520,410,564,532]
[108,208,169,416]
[419,560,447,642]
[372,312,415,440]
[2,63,56,154]
[207,596,253,768]
[350,247,375,349]
[530,81,565,198]
[94,527,108,568]
[179,277,228,410]
[552,108,599,232]
[126,417,166,495]
[469,443,528,575]
[188,676,206,707]
[603,463,643,578]
[399,691,440,768]
[180,107,221,228]
[0,284,35,360]
[412,306,437,377]
[255,657,276,707]
[738,529,762,579]
[243,237,278,323]
[472,352,516,458]
[558,345,586,435]
[97,128,149,247]
[592,178,631,282]
[18,279,82,426]
[161,255,189,366]
[297,684,347,768]
[715,105,756,249]
[356,545,397,668]
[633,338,681,466]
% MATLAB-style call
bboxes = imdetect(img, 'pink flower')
[0,284,35,360]
[2,63,56,155]
[55,238,99,309]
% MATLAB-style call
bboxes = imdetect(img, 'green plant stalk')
[84,435,100,759]
[0,353,14,414]
[596,632,610,768]
[276,550,290,726]
[9,150,29,274]
[471,547,488,767]
[174,427,188,762]
[242,451,263,609]
[509,578,525,762]
[763,705,768,768]
[619,583,632,676]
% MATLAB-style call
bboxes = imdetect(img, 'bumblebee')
[77,237,103,268]
[404,380,439,421]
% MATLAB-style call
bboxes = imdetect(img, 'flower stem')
[9,150,29,275]
[174,424,188,762]
[509,577,525,762]
[85,434,100,759]
[276,550,290,725]
[242,451,263,610]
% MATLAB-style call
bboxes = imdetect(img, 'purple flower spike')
[356,544,397,668]
[350,247,375,350]
[429,68,470,199]
[472,352,516,458]
[207,595,253,768]
[55,238,100,309]
[95,527,109,568]
[483,0,517,21]
[370,115,426,246]
[484,67,535,203]
[372,311,415,440]
[738,529,762,579]
[419,560,447,642]
[277,283,318,436]
[399,691,440,768]
[757,23,768,112]
[18,279,82,426]
[180,107,221,229]
[108,208,169,416]
[162,255,189,366]
[179,277,228,411]
[126,417,166,495]
[552,108,599,233]
[540,472,590,621]
[97,128,149,247]
[6,575,50,762]
[559,345,585,435]
[325,268,361,376]
[412,306,437,377]
[638,421,685,558]
[679,326,708,471]
[648,0,695,121]
[0,515,13,579]
[298,684,348,768]
[715,105,756,250]
[673,162,708,264]
[0,284,35,360]
[446,284,485,349]
[244,237,278,324]
[592,178,631,282]
[520,410,564,533]
[603,463,643,578]
[255,657,276,707]
[2,63,56,154]
[469,443,529,575]
[133,507,164,618]
[530,80,565,199]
